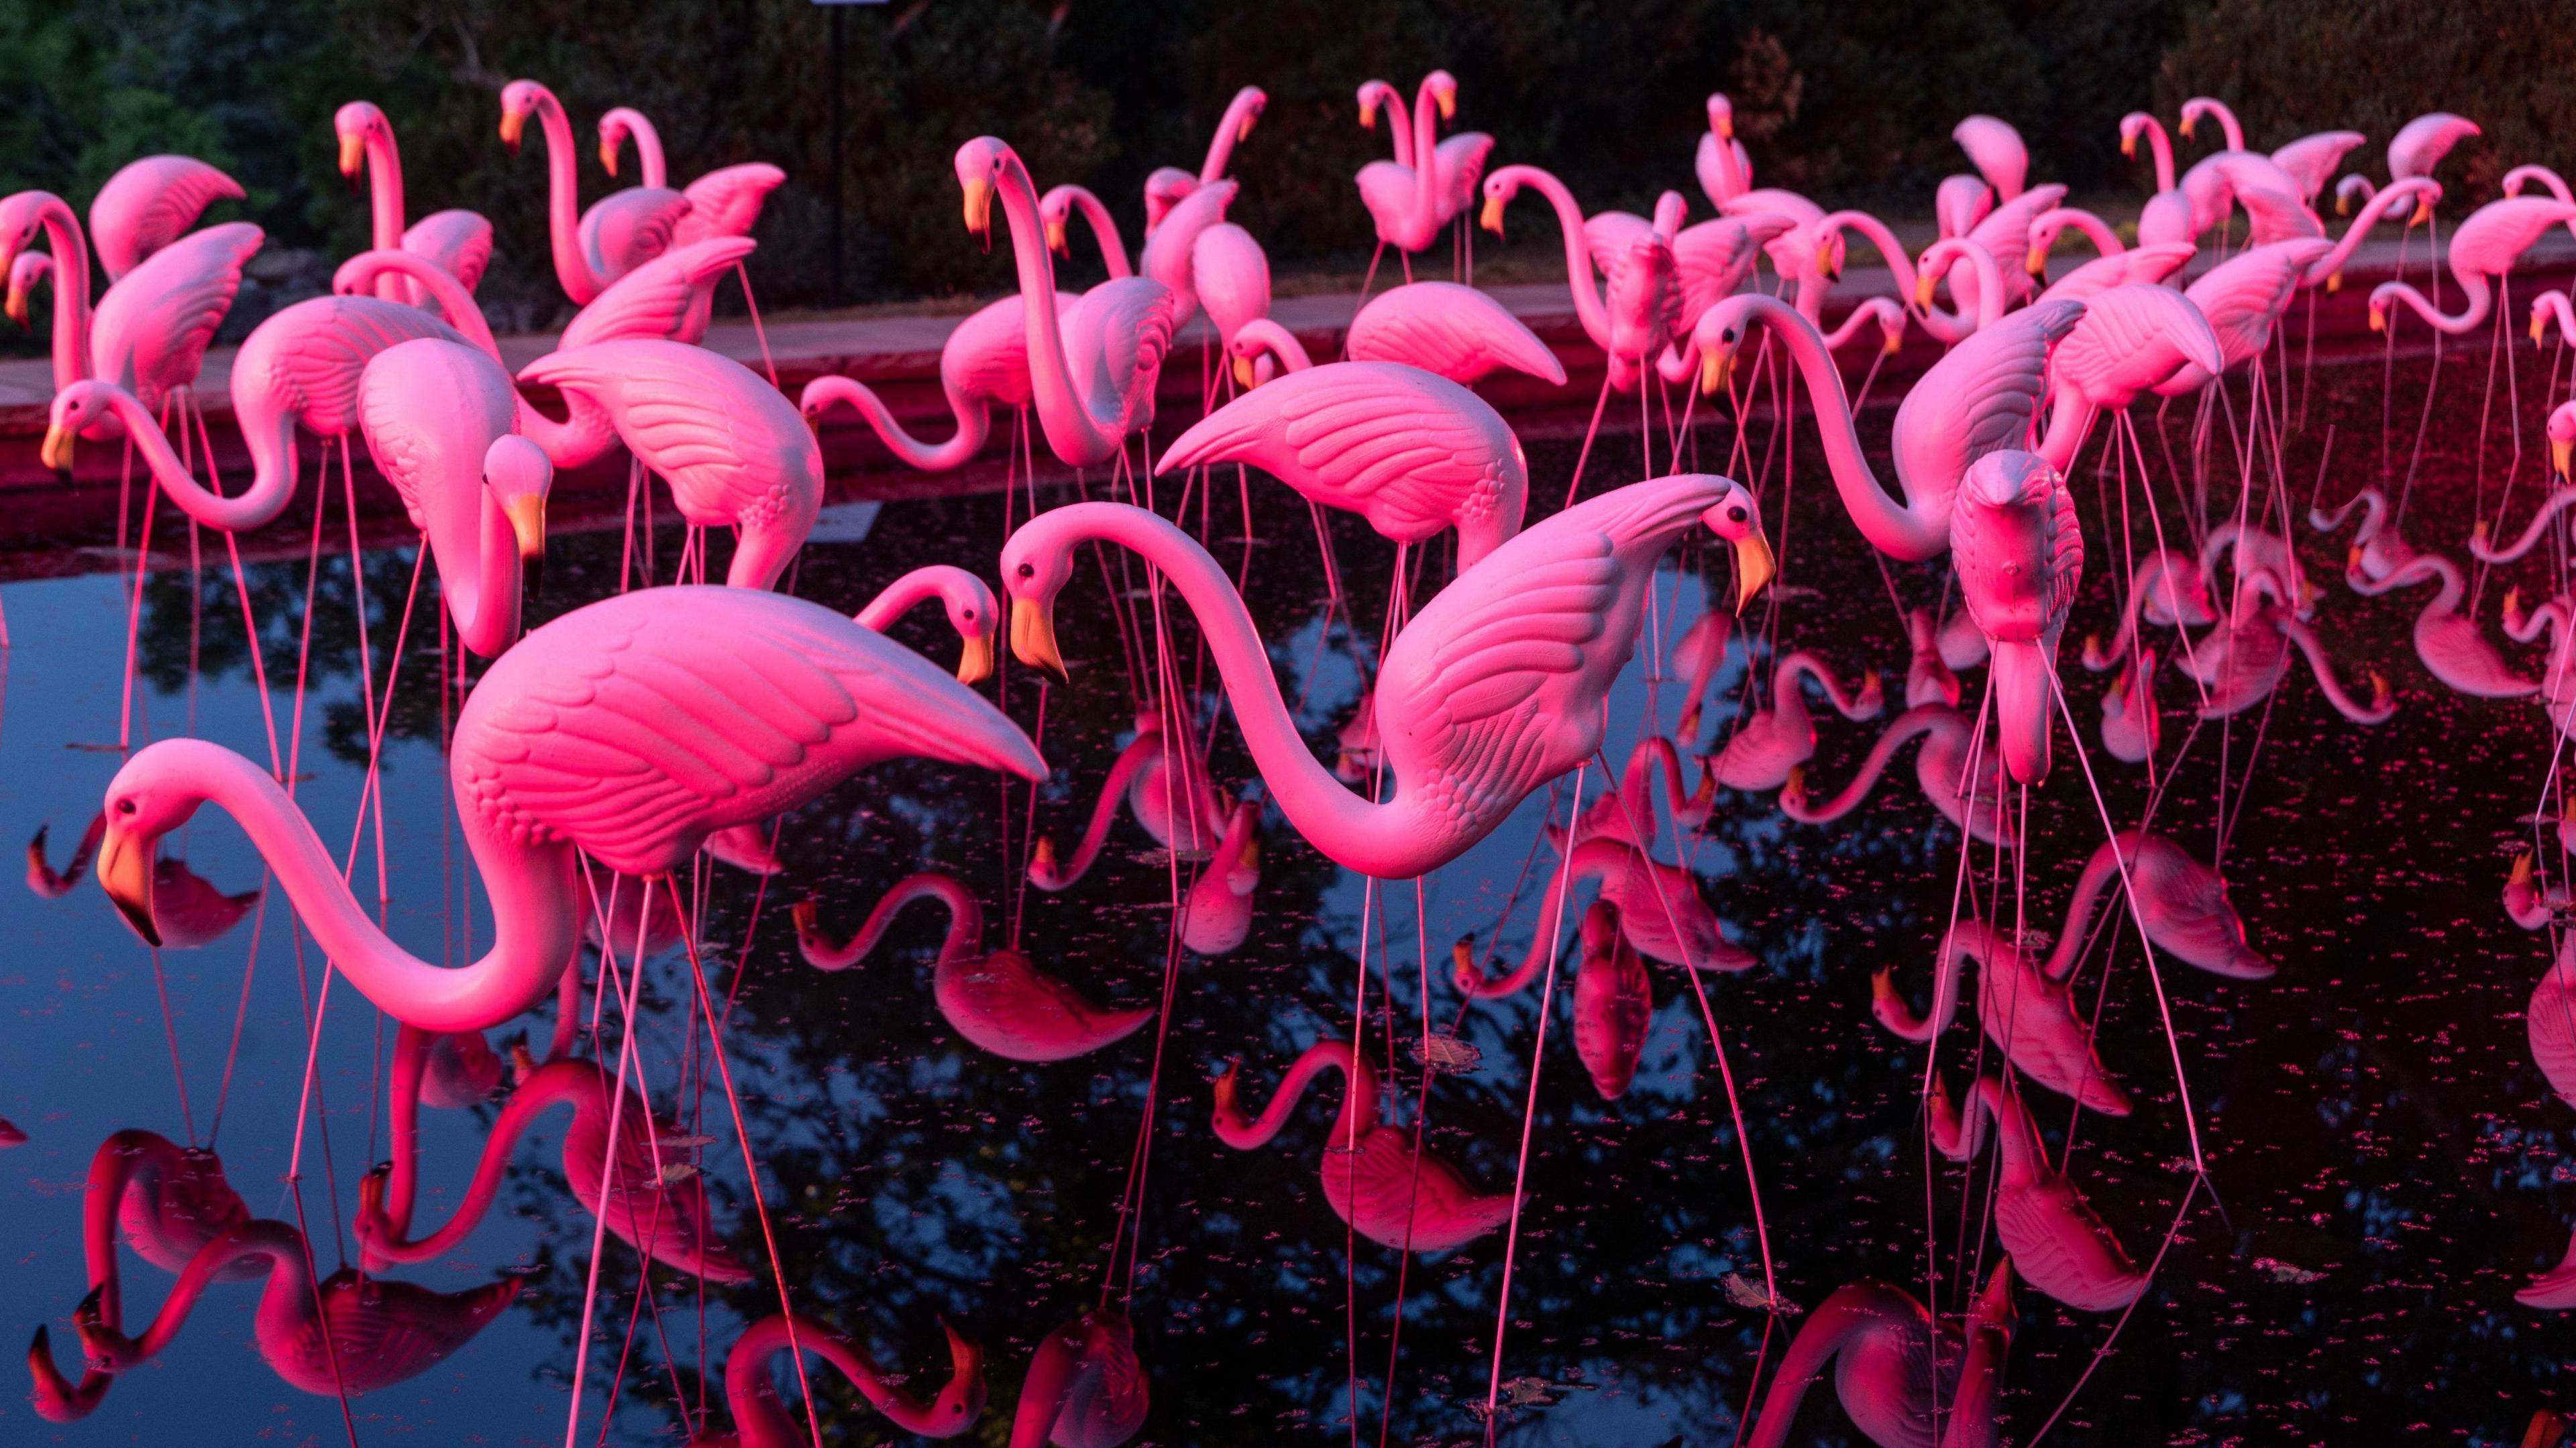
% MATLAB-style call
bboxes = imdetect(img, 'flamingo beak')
[2179,114,2197,141]
[2025,245,2047,278]
[1239,111,1258,144]
[1731,531,1776,611]
[1044,217,1068,257]
[1479,193,1505,236]
[2514,850,2538,889]
[1784,765,1805,802]
[498,109,526,154]
[1715,114,1733,142]
[2368,305,2385,333]
[1882,322,1903,356]
[598,140,619,176]
[1699,347,1733,396]
[1914,272,1939,310]
[1815,241,1839,281]
[5,282,28,329]
[2121,132,2137,160]
[97,824,160,948]
[961,178,995,241]
[2555,437,2572,480]
[338,133,366,184]
[2326,270,2343,294]
[39,423,72,473]
[955,632,994,685]
[2410,197,2432,227]
[1232,353,1258,390]
[1435,87,1456,121]
[504,494,547,601]
[1010,598,1068,682]
[2538,312,2553,347]
[1358,98,1377,130]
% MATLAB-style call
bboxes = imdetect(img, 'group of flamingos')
[11,59,2576,1447]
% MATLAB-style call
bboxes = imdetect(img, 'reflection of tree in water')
[119,390,2576,1441]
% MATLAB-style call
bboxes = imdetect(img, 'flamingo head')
[6,249,50,329]
[1356,80,1392,130]
[484,435,553,602]
[2117,111,2153,160]
[999,526,1080,683]
[43,380,125,469]
[0,191,56,285]
[333,101,385,188]
[1425,70,1459,121]
[1477,171,1521,237]
[97,746,225,948]
[28,1323,105,1422]
[1707,93,1734,141]
[595,109,638,177]
[2548,400,2576,479]
[1140,168,1197,237]
[1036,188,1075,258]
[881,1319,989,1437]
[2177,102,2203,142]
[1964,449,2055,510]
[954,137,1016,247]
[1695,478,1775,611]
[918,565,1000,684]
[1235,87,1267,142]
[497,80,548,153]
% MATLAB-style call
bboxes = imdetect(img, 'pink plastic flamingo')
[2504,590,2576,742]
[1709,650,1882,791]
[2345,551,2537,698]
[1741,1264,2015,1448]
[1144,85,1266,234]
[355,339,552,657]
[1949,452,2082,785]
[801,262,1073,474]
[2314,484,2418,584]
[498,79,690,304]
[1344,280,1566,385]
[2178,97,2245,152]
[1688,294,2082,561]
[696,1312,986,1445]
[2371,197,2576,335]
[1782,704,2013,846]
[68,1217,519,1397]
[795,873,1150,1062]
[518,339,820,589]
[88,156,243,283]
[2037,284,2225,471]
[1931,1075,2147,1312]
[2270,129,2368,208]
[2048,831,2271,981]
[2184,567,2392,724]
[2120,112,2192,245]
[2387,112,2481,183]
[595,105,787,252]
[1213,1038,1513,1253]
[1000,474,1773,879]
[334,101,493,302]
[1010,1309,1148,1448]
[1695,95,1754,209]
[1024,710,1231,883]
[2100,646,2161,763]
[2036,242,2196,304]
[960,137,1175,469]
[2156,238,2333,395]
[1356,72,1491,255]
[359,1036,753,1281]
[1481,166,1676,391]
[1157,360,1529,568]
[91,587,1046,1032]
[1876,921,2130,1114]
[1953,115,2029,201]
[28,1130,254,1421]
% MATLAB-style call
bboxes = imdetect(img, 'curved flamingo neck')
[1921,237,2004,328]
[1782,707,1941,822]
[2039,207,2123,256]
[2377,271,2492,334]
[526,88,606,303]
[727,1315,938,1445]
[1713,296,1950,558]
[441,470,523,657]
[356,121,409,300]
[1360,82,1413,168]
[83,1130,197,1326]
[1055,184,1132,277]
[91,384,285,532]
[2044,834,2131,979]
[1491,167,1611,349]
[29,196,91,389]
[2133,118,2176,193]
[123,1219,306,1364]
[136,738,579,1034]
[809,374,989,472]
[1407,78,1443,221]
[1233,317,1311,373]
[987,149,1116,464]
[859,873,983,964]
[1944,1076,2043,1186]
[856,567,967,632]
[1029,727,1166,889]
[370,1058,603,1262]
[604,108,668,189]
[1482,840,1623,995]
[348,252,612,468]
[2310,181,2432,282]
[1215,1040,1377,1148]
[1819,210,1920,296]
[345,252,500,359]
[1017,504,1395,869]
[1201,89,1262,184]
[1744,1290,1924,1448]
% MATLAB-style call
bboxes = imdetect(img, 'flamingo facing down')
[359,1038,753,1282]
[1876,921,2131,1115]
[92,587,1046,1032]
[796,873,1149,1062]
[696,1313,985,1445]
[518,340,820,590]
[1741,1265,2015,1448]
[356,339,551,657]
[499,79,690,304]
[1931,1075,2148,1313]
[1157,360,1529,569]
[88,156,244,283]
[1708,649,1883,791]
[1689,294,2082,561]
[1782,704,2012,846]
[1000,474,1774,880]
[1481,166,1676,392]
[2370,197,2576,335]
[334,101,494,300]
[2049,830,2271,982]
[1951,452,2082,785]
[1213,1038,1513,1253]
[2347,552,2538,698]
[1010,1309,1149,1448]
[2387,111,2481,183]
[2036,284,2226,471]
[69,1218,517,1398]
[959,136,1175,469]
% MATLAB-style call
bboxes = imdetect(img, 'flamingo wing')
[1345,282,1564,385]
[1583,211,1653,279]
[455,588,1039,876]
[1057,276,1174,433]
[674,163,787,246]
[1670,215,1789,327]
[238,297,464,435]
[2270,131,2367,203]
[561,237,756,349]
[2055,285,2223,407]
[89,156,245,283]
[2184,239,2330,366]
[521,341,809,523]
[402,211,495,293]
[1890,300,2081,508]
[1157,361,1516,542]
[92,223,264,411]
[578,186,691,284]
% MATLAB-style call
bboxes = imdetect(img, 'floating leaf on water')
[2252,1256,2326,1284]
[645,1162,700,1189]
[1722,1272,1797,1314]
[661,1135,718,1150]
[1413,1033,1483,1075]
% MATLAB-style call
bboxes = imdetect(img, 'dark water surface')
[3,343,2571,1446]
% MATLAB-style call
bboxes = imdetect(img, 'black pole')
[829,4,846,306]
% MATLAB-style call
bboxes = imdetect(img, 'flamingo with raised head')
[1143,85,1266,234]
[796,873,1150,1062]
[89,587,1046,1032]
[1931,1074,2147,1313]
[1695,94,1754,209]
[1000,475,1772,880]
[498,79,690,304]
[1214,1038,1513,1253]
[594,105,788,251]
[1481,166,1676,392]
[334,101,493,302]
[1356,72,1491,261]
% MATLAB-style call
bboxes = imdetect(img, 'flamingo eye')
[1721,329,1737,344]
[117,799,136,816]
[1017,563,1034,579]
[1726,504,1748,522]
